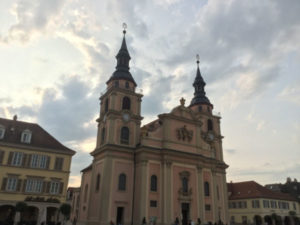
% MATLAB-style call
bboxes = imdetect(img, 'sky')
[0,0,299,187]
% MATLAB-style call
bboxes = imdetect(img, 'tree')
[15,202,27,212]
[59,204,71,222]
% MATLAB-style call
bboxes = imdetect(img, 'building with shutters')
[227,181,300,225]
[74,27,229,225]
[0,116,75,225]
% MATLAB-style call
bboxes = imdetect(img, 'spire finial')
[122,22,127,35]
[196,54,200,65]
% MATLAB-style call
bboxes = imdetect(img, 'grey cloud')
[160,0,300,99]
[106,0,149,39]
[225,149,237,155]
[70,150,93,177]
[228,162,300,184]
[6,105,37,118]
[142,75,174,116]
[38,76,98,142]
[1,0,65,43]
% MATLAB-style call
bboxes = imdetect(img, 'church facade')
[75,29,229,225]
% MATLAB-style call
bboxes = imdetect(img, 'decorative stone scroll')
[176,125,193,142]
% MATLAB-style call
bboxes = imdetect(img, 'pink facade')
[75,30,229,225]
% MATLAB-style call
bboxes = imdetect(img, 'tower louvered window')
[120,127,129,144]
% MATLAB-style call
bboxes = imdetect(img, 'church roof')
[190,57,212,107]
[228,181,296,201]
[106,28,137,86]
[0,117,75,154]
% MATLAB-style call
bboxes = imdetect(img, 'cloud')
[228,162,300,184]
[38,75,98,143]
[278,83,300,105]
[225,149,237,155]
[1,0,66,44]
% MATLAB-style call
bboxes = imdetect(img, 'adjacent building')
[0,116,75,225]
[67,187,81,223]
[75,28,229,225]
[266,178,300,203]
[228,181,300,225]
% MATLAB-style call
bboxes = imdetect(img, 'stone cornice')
[136,145,228,170]
[99,87,143,101]
[0,142,75,156]
[91,144,135,157]
[158,113,203,126]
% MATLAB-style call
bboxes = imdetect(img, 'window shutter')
[43,181,47,193]
[59,182,64,194]
[54,158,58,170]
[0,151,4,164]
[17,179,22,191]
[8,152,13,165]
[22,154,27,167]
[26,154,32,167]
[46,156,50,169]
[1,178,7,190]
[60,158,64,170]
[22,180,27,192]
[46,182,51,193]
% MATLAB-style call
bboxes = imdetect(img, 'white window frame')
[6,177,17,191]
[21,129,32,143]
[25,179,43,193]
[31,154,39,168]
[50,181,60,194]
[39,155,47,169]
[0,125,5,139]
[12,152,23,166]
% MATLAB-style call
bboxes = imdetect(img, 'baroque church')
[74,27,229,225]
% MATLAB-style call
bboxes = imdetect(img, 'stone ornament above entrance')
[176,125,193,142]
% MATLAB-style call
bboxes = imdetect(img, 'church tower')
[84,25,143,225]
[96,25,143,149]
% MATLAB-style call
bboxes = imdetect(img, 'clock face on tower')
[208,132,214,141]
[122,113,130,122]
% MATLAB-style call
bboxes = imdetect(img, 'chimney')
[13,115,17,121]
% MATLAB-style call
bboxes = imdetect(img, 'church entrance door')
[181,203,190,225]
[116,207,124,225]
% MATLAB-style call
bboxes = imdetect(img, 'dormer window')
[0,125,5,139]
[21,129,32,143]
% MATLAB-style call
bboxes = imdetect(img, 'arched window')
[0,125,5,139]
[150,175,157,192]
[96,174,100,191]
[118,173,126,191]
[122,97,131,110]
[204,182,210,196]
[207,119,213,131]
[21,129,32,143]
[105,98,109,113]
[198,106,202,112]
[182,177,188,193]
[84,184,88,202]
[120,127,129,144]
[114,81,119,87]
[101,127,105,143]
[125,82,129,89]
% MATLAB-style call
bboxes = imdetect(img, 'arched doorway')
[21,206,39,225]
[254,215,262,225]
[0,205,16,225]
[264,215,272,225]
[275,216,283,225]
[284,217,291,225]
[47,207,58,225]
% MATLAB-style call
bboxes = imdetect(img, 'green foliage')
[15,202,27,212]
[59,203,71,219]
